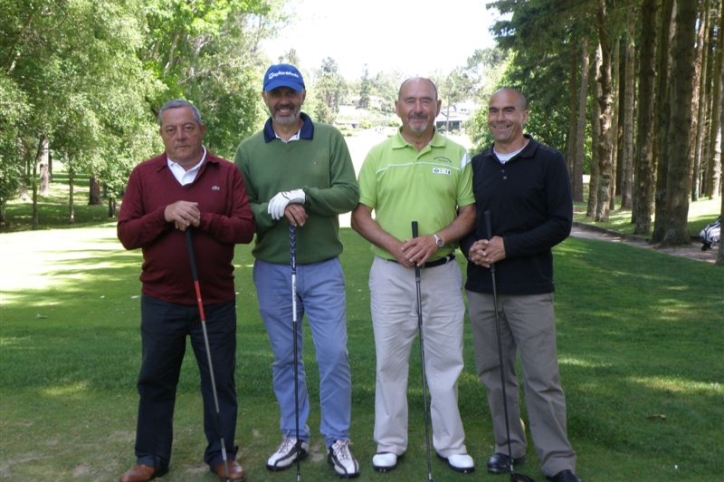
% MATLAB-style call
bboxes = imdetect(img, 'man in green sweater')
[234,64,360,478]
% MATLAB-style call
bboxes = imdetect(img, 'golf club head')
[511,472,537,482]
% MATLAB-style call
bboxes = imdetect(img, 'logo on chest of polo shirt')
[211,185,221,191]
[432,167,451,176]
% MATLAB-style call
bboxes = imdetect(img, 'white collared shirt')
[276,130,301,143]
[167,147,207,185]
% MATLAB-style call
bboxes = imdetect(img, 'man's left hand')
[268,189,306,220]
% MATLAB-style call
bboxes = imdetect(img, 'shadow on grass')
[553,237,723,478]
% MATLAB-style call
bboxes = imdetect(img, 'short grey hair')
[157,99,203,126]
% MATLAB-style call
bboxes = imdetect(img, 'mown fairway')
[1,225,722,482]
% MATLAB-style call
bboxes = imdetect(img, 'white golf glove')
[268,189,306,220]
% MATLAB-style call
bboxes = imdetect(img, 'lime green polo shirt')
[357,129,474,260]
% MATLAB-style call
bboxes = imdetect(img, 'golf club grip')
[289,225,296,272]
[185,228,200,282]
[484,210,492,239]
[411,221,422,279]
[483,210,496,274]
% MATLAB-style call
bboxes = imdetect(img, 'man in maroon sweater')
[117,99,255,482]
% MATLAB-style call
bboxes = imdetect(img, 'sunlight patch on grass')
[629,376,723,394]
[0,336,31,347]
[559,356,613,368]
[573,197,720,236]
[0,226,133,293]
[43,381,89,398]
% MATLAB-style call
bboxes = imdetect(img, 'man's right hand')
[164,200,200,231]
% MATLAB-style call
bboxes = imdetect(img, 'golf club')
[185,228,231,482]
[484,211,536,482]
[411,221,434,482]
[290,225,302,482]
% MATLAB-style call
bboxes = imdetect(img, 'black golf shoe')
[546,469,582,482]
[487,452,527,474]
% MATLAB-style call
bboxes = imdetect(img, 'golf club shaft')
[185,228,230,481]
[412,221,434,482]
[290,225,301,482]
[484,211,515,478]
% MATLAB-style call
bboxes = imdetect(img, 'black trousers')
[134,295,237,470]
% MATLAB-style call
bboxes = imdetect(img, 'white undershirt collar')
[167,147,207,185]
[494,144,525,164]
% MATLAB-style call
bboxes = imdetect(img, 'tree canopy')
[2,0,722,266]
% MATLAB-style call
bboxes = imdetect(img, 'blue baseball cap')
[263,64,306,92]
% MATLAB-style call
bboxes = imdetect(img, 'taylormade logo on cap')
[263,64,306,93]
[268,71,301,80]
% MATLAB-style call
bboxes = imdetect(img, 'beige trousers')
[369,256,468,457]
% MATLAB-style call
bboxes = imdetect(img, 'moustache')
[275,104,296,112]
[409,114,428,120]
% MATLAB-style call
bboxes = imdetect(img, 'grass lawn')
[1,223,722,482]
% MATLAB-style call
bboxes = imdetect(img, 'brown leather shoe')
[211,460,246,481]
[119,464,156,482]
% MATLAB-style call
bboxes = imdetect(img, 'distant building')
[348,95,389,110]
[435,103,472,132]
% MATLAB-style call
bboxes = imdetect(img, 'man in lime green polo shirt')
[351,77,476,474]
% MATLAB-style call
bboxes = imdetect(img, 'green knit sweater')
[234,114,359,264]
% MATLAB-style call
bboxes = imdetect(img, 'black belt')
[388,253,455,268]
[423,253,455,268]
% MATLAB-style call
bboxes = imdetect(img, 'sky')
[262,0,505,80]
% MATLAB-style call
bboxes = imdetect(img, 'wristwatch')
[433,233,444,249]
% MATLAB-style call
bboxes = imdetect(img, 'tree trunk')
[573,38,589,203]
[39,137,50,196]
[588,46,602,218]
[88,177,102,205]
[566,49,579,177]
[31,136,45,230]
[68,161,75,224]
[691,0,709,201]
[717,24,724,266]
[661,0,699,246]
[17,138,31,202]
[620,8,636,210]
[706,2,723,199]
[652,0,676,243]
[610,38,620,211]
[633,0,658,235]
[595,0,614,222]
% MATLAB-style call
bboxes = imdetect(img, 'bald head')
[491,87,527,111]
[398,77,438,101]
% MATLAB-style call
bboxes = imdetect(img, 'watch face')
[435,235,444,248]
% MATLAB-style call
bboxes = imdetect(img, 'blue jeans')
[253,257,351,447]
[135,295,237,470]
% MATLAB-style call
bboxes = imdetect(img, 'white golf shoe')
[328,440,360,478]
[372,452,399,472]
[440,452,475,473]
[266,437,309,471]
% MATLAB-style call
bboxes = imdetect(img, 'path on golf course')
[571,223,718,264]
